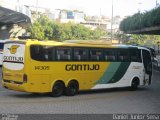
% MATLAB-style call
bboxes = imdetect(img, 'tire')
[51,81,64,97]
[65,81,79,96]
[130,79,139,91]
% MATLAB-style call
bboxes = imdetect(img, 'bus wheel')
[65,81,79,96]
[51,81,64,97]
[130,78,139,91]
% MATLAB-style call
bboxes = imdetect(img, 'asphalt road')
[0,68,160,115]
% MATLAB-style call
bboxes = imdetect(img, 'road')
[0,68,160,115]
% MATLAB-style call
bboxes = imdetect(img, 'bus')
[2,40,152,97]
[0,40,8,66]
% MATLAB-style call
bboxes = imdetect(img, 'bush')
[120,7,160,32]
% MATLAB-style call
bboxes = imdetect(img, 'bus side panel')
[92,62,144,89]
[25,61,144,93]
[27,61,110,92]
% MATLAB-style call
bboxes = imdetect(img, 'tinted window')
[56,47,72,61]
[117,49,130,62]
[44,46,55,61]
[130,49,142,62]
[74,48,88,61]
[104,49,117,61]
[30,45,45,61]
[90,49,103,61]
[30,45,55,61]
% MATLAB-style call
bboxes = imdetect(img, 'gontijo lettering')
[3,56,23,62]
[66,64,100,71]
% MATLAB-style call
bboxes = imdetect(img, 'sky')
[14,0,160,17]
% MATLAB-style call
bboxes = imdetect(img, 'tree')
[28,15,107,41]
[120,7,160,32]
[28,21,45,40]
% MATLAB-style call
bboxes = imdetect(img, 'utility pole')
[36,0,38,19]
[138,2,142,12]
[156,0,158,7]
[111,0,113,41]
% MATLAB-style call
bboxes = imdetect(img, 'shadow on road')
[7,86,150,99]
[79,86,150,95]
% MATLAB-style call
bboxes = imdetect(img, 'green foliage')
[114,32,160,47]
[28,21,45,40]
[28,15,106,41]
[116,34,160,47]
[120,7,160,32]
[126,34,146,45]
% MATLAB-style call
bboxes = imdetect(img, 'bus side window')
[56,48,71,61]
[117,50,129,62]
[130,49,142,62]
[30,45,45,61]
[104,49,116,61]
[74,48,88,61]
[44,47,55,61]
[90,49,103,61]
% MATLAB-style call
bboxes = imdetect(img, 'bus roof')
[4,39,150,50]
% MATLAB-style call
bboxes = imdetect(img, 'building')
[57,9,85,23]
[107,15,123,33]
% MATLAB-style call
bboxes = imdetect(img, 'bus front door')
[142,50,152,85]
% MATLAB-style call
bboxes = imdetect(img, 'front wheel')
[65,81,79,96]
[51,81,64,97]
[130,79,139,91]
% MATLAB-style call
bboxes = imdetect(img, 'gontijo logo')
[3,45,23,63]
[8,45,19,54]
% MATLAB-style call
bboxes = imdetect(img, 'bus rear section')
[2,41,27,92]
